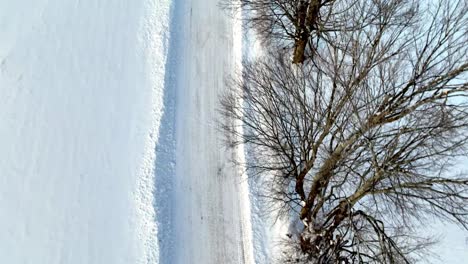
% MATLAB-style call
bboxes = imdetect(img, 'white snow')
[1,0,466,264]
[429,222,468,264]
[154,0,254,262]
[0,0,170,263]
[1,0,254,262]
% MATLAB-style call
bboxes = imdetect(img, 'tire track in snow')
[152,0,254,263]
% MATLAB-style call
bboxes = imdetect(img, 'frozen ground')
[0,0,169,263]
[0,0,253,263]
[154,0,254,263]
[0,1,466,264]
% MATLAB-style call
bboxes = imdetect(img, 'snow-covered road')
[0,0,253,263]
[155,0,254,262]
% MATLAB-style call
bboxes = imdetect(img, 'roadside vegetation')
[222,0,468,262]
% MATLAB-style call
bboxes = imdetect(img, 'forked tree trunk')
[292,0,321,64]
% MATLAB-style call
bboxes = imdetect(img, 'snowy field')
[0,1,467,264]
[0,0,168,263]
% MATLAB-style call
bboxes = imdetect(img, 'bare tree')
[221,0,468,262]
[223,0,402,63]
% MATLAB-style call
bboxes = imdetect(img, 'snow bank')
[135,0,171,263]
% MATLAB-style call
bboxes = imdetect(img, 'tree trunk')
[293,38,307,64]
[292,0,321,64]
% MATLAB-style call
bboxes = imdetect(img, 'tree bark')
[292,0,321,64]
[293,37,308,64]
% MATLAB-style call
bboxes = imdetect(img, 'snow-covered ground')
[0,0,253,263]
[1,1,466,264]
[429,223,468,264]
[0,0,170,263]
[154,0,254,262]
